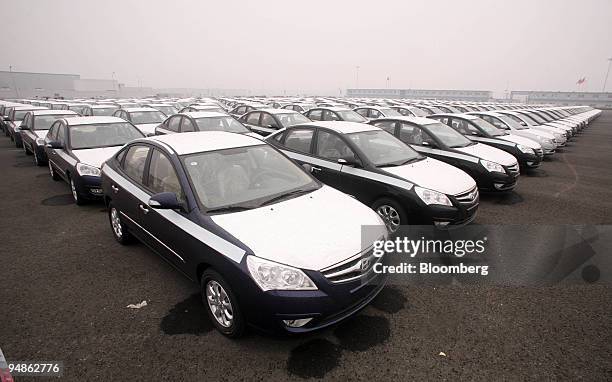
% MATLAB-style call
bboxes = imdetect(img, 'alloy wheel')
[206,280,234,328]
[110,208,123,239]
[376,204,401,233]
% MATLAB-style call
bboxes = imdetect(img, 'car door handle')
[311,166,321,172]
[111,185,119,194]
[139,204,150,214]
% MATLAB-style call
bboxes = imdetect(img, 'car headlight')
[554,133,563,140]
[246,255,317,291]
[414,186,452,206]
[480,159,505,173]
[543,138,554,144]
[76,163,101,177]
[35,138,45,145]
[517,144,534,154]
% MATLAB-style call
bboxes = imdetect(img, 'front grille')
[454,186,479,210]
[321,247,382,283]
[505,163,520,177]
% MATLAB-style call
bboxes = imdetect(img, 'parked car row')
[0,96,601,337]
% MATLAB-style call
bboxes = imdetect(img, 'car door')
[241,111,261,132]
[311,129,353,190]
[140,148,191,272]
[112,144,153,243]
[49,123,73,182]
[307,109,323,121]
[278,127,315,166]
[256,112,280,135]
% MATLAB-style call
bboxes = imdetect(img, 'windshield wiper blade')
[207,205,256,214]
[260,189,313,206]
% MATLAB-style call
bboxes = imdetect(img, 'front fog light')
[283,318,313,328]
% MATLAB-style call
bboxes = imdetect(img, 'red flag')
[576,77,586,85]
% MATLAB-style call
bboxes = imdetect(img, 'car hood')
[211,186,386,271]
[72,147,122,168]
[524,128,554,139]
[455,143,517,166]
[134,123,160,135]
[499,134,541,149]
[381,157,475,195]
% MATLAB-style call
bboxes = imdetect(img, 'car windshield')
[69,105,87,114]
[500,114,528,129]
[14,110,34,120]
[33,114,75,130]
[347,129,422,167]
[182,144,318,210]
[524,111,547,124]
[409,107,427,117]
[471,118,507,136]
[129,111,166,124]
[424,122,473,148]
[379,108,402,117]
[92,107,118,116]
[69,123,145,150]
[337,110,367,122]
[276,112,310,127]
[154,106,178,116]
[195,117,249,133]
[517,113,539,125]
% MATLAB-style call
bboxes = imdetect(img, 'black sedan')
[44,116,145,204]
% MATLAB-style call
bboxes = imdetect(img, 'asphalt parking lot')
[1,112,611,381]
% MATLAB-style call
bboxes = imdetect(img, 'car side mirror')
[338,156,360,167]
[149,192,183,210]
[302,163,313,173]
[46,140,63,149]
[20,125,29,130]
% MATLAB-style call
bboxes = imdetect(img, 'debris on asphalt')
[126,300,148,309]
[438,352,447,357]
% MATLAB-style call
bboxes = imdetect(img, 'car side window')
[283,128,314,153]
[452,119,478,135]
[168,116,181,132]
[308,109,322,121]
[355,108,368,117]
[322,110,340,121]
[181,118,196,132]
[147,149,183,201]
[399,123,430,146]
[47,122,60,140]
[260,113,278,128]
[373,121,396,134]
[56,124,67,146]
[316,130,355,161]
[246,112,261,125]
[22,114,30,128]
[122,145,150,184]
[370,109,381,118]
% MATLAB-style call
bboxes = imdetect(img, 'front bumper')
[240,263,389,333]
[75,175,104,199]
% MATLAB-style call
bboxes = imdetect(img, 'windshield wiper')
[207,205,257,214]
[260,188,313,206]
[380,157,423,167]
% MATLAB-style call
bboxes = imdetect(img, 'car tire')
[108,202,133,245]
[69,176,86,205]
[201,269,246,338]
[372,197,407,233]
[48,161,61,181]
[33,149,44,166]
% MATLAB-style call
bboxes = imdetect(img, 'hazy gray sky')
[1,0,611,95]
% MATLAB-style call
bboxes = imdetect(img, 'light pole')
[355,66,360,89]
[603,58,612,92]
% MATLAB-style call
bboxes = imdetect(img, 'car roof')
[432,113,478,120]
[304,121,378,134]
[121,107,157,113]
[375,116,438,125]
[31,110,78,116]
[91,104,118,108]
[314,106,352,112]
[148,131,263,155]
[63,116,127,125]
[258,108,300,114]
[182,111,230,119]
[13,106,48,111]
